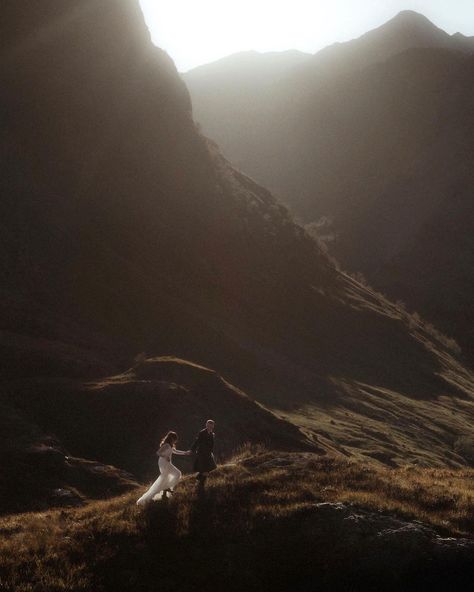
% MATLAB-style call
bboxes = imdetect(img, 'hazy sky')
[139,0,474,72]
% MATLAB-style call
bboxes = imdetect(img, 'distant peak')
[381,10,445,37]
[392,10,432,23]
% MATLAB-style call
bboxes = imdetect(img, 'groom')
[191,419,217,486]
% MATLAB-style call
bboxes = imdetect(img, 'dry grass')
[1,448,474,591]
[229,447,474,536]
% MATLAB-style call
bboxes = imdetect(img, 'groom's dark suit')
[191,428,217,473]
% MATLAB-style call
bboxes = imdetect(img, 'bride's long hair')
[161,431,178,448]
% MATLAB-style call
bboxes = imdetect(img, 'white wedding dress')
[136,443,187,506]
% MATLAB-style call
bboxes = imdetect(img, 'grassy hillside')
[1,449,474,591]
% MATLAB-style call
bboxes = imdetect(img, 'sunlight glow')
[139,0,474,72]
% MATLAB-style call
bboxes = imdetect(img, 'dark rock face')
[0,432,137,515]
[1,0,201,356]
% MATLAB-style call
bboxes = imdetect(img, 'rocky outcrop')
[0,420,137,515]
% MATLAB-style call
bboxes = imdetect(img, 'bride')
[136,431,191,506]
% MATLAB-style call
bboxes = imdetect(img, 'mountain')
[183,11,474,358]
[184,10,473,175]
[299,10,467,76]
[183,49,311,80]
[2,1,474,518]
[451,31,474,52]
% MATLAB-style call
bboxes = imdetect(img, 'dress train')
[136,445,185,506]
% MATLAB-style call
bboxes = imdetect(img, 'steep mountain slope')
[183,11,474,358]
[325,49,474,356]
[0,1,332,377]
[375,180,474,356]
[276,47,474,359]
[1,0,474,518]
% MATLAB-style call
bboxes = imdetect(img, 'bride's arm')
[173,448,191,456]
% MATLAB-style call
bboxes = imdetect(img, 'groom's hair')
[206,419,215,425]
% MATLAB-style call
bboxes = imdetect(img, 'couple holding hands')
[136,419,216,506]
